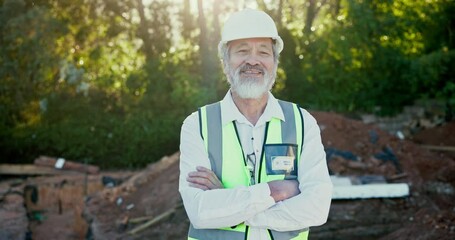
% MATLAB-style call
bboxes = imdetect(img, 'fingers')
[188,182,210,191]
[195,166,223,188]
[187,166,223,190]
[187,174,214,189]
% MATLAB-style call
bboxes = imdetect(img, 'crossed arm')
[187,166,300,202]
[179,110,332,230]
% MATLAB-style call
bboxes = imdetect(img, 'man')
[179,8,332,240]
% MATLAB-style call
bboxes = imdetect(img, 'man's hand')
[267,180,300,202]
[187,166,224,190]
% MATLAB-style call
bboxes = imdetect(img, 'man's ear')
[221,60,229,75]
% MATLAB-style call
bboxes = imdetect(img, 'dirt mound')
[314,111,455,186]
[412,121,455,160]
[2,112,454,239]
[84,153,187,240]
[311,112,455,239]
[81,112,454,240]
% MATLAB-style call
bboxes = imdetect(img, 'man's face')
[225,38,277,99]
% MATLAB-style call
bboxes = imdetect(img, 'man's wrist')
[267,180,300,202]
[267,181,284,202]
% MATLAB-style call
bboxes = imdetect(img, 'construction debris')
[78,112,454,240]
[331,175,409,199]
[1,112,454,240]
[420,144,455,152]
[0,164,80,175]
[128,203,183,235]
[0,181,28,240]
[83,153,185,240]
[311,111,455,239]
[0,171,133,240]
[34,156,100,174]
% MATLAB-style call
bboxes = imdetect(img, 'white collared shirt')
[179,91,332,239]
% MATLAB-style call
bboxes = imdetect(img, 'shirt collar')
[220,90,285,126]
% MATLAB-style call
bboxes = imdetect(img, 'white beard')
[227,63,276,99]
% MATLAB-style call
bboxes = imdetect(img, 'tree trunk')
[211,0,221,87]
[256,0,268,11]
[303,0,329,36]
[304,0,317,36]
[277,0,284,29]
[135,0,154,61]
[333,0,341,16]
[211,0,221,47]
[181,0,193,40]
[197,0,215,97]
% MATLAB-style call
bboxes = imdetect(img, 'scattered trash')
[374,146,402,173]
[1,111,453,240]
[325,148,359,161]
[116,197,123,206]
[29,210,46,222]
[102,176,123,188]
[396,131,405,140]
[424,181,455,195]
[116,215,129,232]
[353,175,386,185]
[369,130,379,144]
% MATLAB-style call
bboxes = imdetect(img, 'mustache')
[239,64,264,74]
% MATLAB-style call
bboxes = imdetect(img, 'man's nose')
[245,53,261,65]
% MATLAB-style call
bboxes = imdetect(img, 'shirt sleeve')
[178,112,276,229]
[245,109,333,231]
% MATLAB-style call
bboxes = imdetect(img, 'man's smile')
[240,65,264,77]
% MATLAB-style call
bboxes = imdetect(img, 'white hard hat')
[220,8,283,53]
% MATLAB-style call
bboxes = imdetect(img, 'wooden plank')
[128,203,183,235]
[0,164,80,175]
[420,145,455,152]
[34,156,99,174]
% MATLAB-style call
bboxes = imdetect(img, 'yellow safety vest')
[188,100,308,240]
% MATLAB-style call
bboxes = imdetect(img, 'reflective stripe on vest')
[189,100,308,240]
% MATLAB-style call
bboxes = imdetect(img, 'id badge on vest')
[264,144,298,179]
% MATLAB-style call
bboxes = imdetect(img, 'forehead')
[228,38,273,49]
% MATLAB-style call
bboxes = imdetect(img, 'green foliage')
[1,0,454,168]
[407,49,455,107]
[0,1,67,124]
[11,90,182,168]
[279,0,454,115]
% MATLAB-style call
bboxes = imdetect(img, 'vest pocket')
[264,143,298,177]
